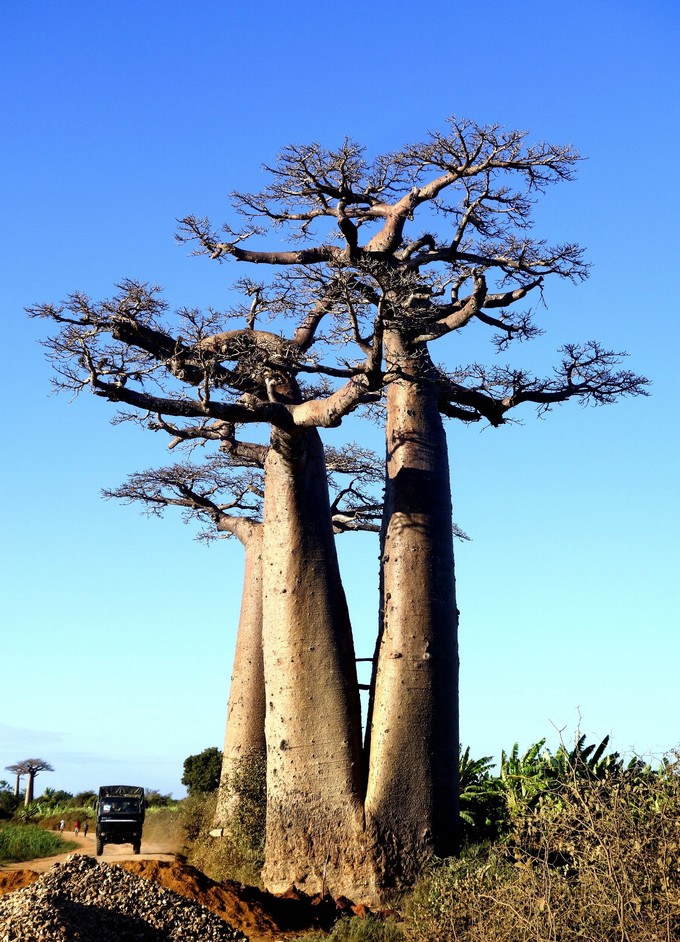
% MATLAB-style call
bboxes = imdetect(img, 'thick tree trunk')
[261,425,378,902]
[25,773,35,806]
[365,332,460,888]
[213,521,267,830]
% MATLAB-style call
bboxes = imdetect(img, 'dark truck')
[96,785,145,856]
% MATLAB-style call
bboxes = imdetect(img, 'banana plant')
[498,739,555,816]
[458,747,506,842]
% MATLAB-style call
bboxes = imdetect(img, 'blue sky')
[1,0,678,798]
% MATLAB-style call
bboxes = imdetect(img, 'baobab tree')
[30,278,385,897]
[29,117,647,900]
[176,118,647,885]
[6,759,54,805]
[105,452,267,831]
[5,764,24,799]
[104,444,381,833]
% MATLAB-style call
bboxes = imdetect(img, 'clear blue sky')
[1,0,678,799]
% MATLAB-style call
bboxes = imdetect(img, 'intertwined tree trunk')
[261,425,378,899]
[29,118,649,904]
[214,520,266,830]
[365,333,460,886]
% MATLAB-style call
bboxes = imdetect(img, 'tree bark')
[213,521,267,830]
[261,425,378,901]
[364,331,460,888]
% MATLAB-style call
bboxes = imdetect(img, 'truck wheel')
[96,837,104,856]
[133,842,141,855]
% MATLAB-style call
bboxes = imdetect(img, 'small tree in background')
[40,788,74,808]
[5,765,24,799]
[182,747,223,795]
[144,789,175,808]
[70,791,97,810]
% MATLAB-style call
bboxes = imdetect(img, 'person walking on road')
[59,819,64,832]
[74,820,80,836]
[83,821,89,837]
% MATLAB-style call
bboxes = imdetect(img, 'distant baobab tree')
[5,759,54,805]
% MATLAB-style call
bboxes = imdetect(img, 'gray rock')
[0,854,248,941]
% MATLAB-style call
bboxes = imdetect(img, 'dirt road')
[0,827,177,873]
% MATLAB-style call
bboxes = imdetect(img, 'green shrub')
[180,790,217,846]
[145,789,177,808]
[458,734,641,845]
[0,782,18,819]
[0,823,77,864]
[182,747,223,795]
[182,792,265,886]
[35,788,74,809]
[180,753,266,886]
[224,753,266,862]
[458,747,507,843]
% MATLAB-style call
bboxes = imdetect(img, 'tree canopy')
[181,747,223,795]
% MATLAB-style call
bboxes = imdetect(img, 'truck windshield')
[100,798,139,814]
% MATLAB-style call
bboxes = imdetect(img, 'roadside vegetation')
[181,753,266,886]
[400,738,680,941]
[3,736,679,940]
[0,824,77,864]
[283,735,680,942]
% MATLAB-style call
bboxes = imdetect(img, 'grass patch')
[0,823,77,864]
[290,916,404,942]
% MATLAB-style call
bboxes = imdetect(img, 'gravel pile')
[0,854,248,941]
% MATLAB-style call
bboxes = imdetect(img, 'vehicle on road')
[95,785,145,856]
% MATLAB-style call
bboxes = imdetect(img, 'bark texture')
[214,522,267,830]
[365,333,460,888]
[261,426,378,902]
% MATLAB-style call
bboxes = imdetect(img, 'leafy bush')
[458,734,643,843]
[145,789,176,808]
[179,790,226,876]
[179,791,217,846]
[182,747,223,795]
[458,747,507,843]
[69,790,97,809]
[0,801,16,820]
[224,753,266,864]
[37,788,74,808]
[0,823,77,864]
[0,783,19,819]
[180,753,266,886]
